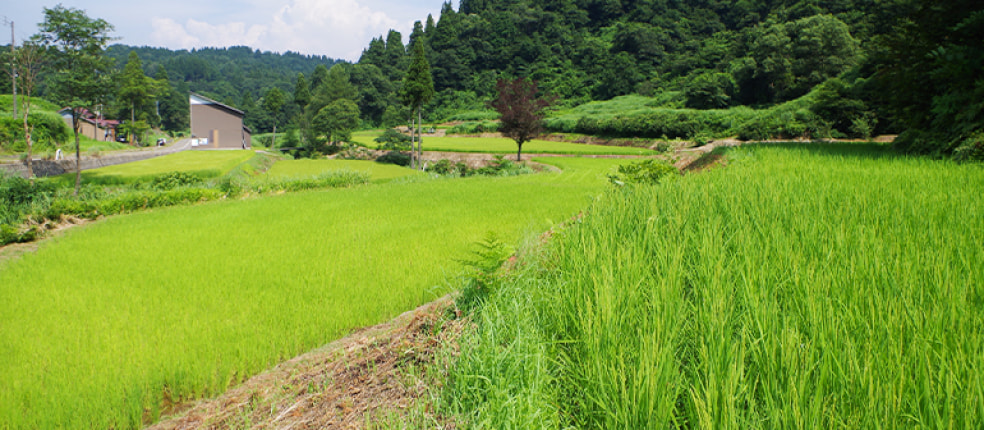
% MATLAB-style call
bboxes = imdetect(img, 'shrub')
[447,121,500,135]
[455,233,513,312]
[150,171,202,191]
[374,128,411,150]
[608,158,678,186]
[426,159,472,176]
[376,151,411,166]
[953,132,984,162]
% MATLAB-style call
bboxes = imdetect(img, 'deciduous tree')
[9,40,45,180]
[490,77,553,161]
[36,5,115,195]
[312,99,360,148]
[263,87,286,147]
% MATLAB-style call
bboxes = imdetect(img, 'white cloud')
[149,0,399,60]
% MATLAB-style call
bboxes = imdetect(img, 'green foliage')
[311,99,361,146]
[150,171,203,191]
[683,70,737,109]
[400,36,435,109]
[607,158,678,186]
[868,0,984,156]
[446,143,984,429]
[0,157,632,428]
[446,121,499,135]
[0,172,56,225]
[952,131,984,163]
[455,233,512,312]
[446,110,499,122]
[0,110,72,152]
[373,128,412,150]
[118,51,165,133]
[376,151,411,167]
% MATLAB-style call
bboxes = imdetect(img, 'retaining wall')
[0,143,187,179]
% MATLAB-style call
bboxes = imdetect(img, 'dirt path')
[149,297,462,429]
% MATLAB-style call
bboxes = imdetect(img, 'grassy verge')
[445,143,984,428]
[0,157,635,428]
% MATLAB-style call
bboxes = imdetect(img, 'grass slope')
[0,157,633,428]
[53,150,257,186]
[448,143,984,428]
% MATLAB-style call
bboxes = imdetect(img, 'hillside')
[104,45,341,106]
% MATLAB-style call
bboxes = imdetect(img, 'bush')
[608,158,678,186]
[374,129,412,150]
[455,233,512,312]
[150,171,202,191]
[953,132,984,162]
[376,151,411,166]
[447,121,500,135]
[426,159,471,176]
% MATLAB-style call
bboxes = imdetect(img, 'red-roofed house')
[58,108,121,142]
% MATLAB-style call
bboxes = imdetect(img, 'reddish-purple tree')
[489,78,555,161]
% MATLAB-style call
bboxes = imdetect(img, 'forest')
[3,0,982,158]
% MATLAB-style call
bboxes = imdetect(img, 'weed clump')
[607,158,678,186]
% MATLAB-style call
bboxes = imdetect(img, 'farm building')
[58,108,120,141]
[189,93,252,149]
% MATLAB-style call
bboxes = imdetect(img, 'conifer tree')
[400,25,434,170]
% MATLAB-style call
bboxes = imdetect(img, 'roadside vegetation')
[0,151,374,246]
[441,143,984,428]
[0,157,633,428]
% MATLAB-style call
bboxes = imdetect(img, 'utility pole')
[2,18,14,119]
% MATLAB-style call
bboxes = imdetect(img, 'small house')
[189,93,252,149]
[58,108,120,141]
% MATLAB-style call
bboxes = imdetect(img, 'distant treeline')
[8,0,977,157]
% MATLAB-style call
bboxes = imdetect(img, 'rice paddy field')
[351,131,657,156]
[264,159,424,183]
[447,143,984,428]
[60,150,257,186]
[0,156,633,428]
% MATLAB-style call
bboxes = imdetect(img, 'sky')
[3,0,455,61]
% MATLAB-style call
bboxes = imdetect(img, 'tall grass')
[0,157,634,428]
[447,143,984,428]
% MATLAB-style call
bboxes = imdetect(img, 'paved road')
[0,138,194,178]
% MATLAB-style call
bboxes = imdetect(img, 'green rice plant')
[351,133,657,156]
[51,150,256,187]
[264,159,423,183]
[0,157,636,428]
[446,142,984,429]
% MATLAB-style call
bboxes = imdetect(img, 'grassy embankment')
[351,131,659,156]
[0,95,131,157]
[544,92,826,141]
[0,156,634,428]
[446,143,984,428]
[55,150,257,186]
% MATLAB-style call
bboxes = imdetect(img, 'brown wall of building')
[62,116,113,141]
[191,104,249,149]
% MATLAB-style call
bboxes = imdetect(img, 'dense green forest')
[5,0,982,157]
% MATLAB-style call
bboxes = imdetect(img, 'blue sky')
[4,0,455,61]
